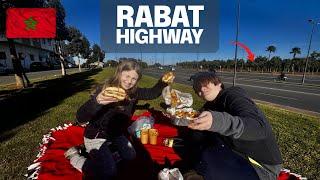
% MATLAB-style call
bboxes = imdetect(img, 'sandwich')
[102,87,127,101]
[170,90,181,107]
[162,72,174,83]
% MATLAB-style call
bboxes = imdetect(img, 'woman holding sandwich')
[65,60,174,179]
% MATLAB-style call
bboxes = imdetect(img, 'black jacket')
[202,86,283,166]
[76,79,168,139]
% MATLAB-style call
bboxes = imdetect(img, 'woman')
[65,60,174,179]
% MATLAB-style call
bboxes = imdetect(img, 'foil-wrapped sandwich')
[162,86,199,126]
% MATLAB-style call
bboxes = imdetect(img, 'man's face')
[120,70,139,90]
[198,82,222,101]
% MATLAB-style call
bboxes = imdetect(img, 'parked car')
[68,63,76,68]
[47,62,61,70]
[0,63,9,75]
[52,63,61,70]
[30,62,50,72]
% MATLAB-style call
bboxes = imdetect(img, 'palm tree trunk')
[292,64,294,74]
[8,39,26,88]
[312,67,314,75]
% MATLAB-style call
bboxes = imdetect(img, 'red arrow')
[232,41,255,62]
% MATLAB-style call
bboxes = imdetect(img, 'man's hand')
[96,91,119,105]
[188,111,213,131]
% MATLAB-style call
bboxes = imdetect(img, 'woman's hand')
[162,72,175,84]
[96,91,119,105]
[188,111,213,130]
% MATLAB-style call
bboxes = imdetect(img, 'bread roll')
[102,87,126,100]
[162,72,174,83]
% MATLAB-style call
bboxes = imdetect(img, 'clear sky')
[62,0,320,65]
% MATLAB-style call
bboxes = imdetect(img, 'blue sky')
[62,0,320,65]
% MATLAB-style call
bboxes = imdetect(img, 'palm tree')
[266,45,276,60]
[290,47,301,59]
[310,51,319,60]
[310,51,320,74]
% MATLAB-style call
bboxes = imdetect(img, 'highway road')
[0,68,82,85]
[1,68,319,114]
[143,68,320,114]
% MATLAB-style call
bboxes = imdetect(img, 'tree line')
[105,57,148,69]
[177,46,320,74]
[64,26,105,67]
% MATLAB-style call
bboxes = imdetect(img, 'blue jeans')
[82,140,117,179]
[194,137,259,180]
[69,136,136,179]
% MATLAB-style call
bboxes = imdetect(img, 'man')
[186,72,282,180]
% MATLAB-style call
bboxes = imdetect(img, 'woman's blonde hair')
[103,60,142,96]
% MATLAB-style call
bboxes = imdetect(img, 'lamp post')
[302,19,319,84]
[233,0,240,86]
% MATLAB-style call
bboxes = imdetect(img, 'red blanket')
[26,111,305,180]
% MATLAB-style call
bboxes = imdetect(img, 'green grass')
[0,68,319,179]
[258,104,320,179]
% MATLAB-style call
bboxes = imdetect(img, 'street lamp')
[302,19,320,84]
[233,0,240,86]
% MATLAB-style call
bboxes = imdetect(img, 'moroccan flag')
[6,8,56,38]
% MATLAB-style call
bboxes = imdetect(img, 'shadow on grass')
[0,69,101,141]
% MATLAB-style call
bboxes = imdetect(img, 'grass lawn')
[0,68,319,179]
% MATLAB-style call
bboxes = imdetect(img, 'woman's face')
[120,70,139,90]
[198,82,222,101]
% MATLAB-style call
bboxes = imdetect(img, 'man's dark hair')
[192,72,224,94]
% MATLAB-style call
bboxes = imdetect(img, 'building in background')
[0,33,59,72]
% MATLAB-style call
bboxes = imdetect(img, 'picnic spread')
[26,84,306,180]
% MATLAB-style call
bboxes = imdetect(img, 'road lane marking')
[144,71,320,94]
[223,82,320,97]
[143,71,320,96]
[168,70,320,89]
[256,92,298,101]
[221,76,320,90]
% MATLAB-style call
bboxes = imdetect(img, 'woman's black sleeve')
[76,87,104,123]
[136,79,168,100]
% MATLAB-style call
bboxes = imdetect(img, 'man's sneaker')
[64,146,79,160]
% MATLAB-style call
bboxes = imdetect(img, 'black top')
[202,86,283,165]
[76,79,168,139]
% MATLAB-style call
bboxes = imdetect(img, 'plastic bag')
[127,116,154,138]
[158,168,183,180]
